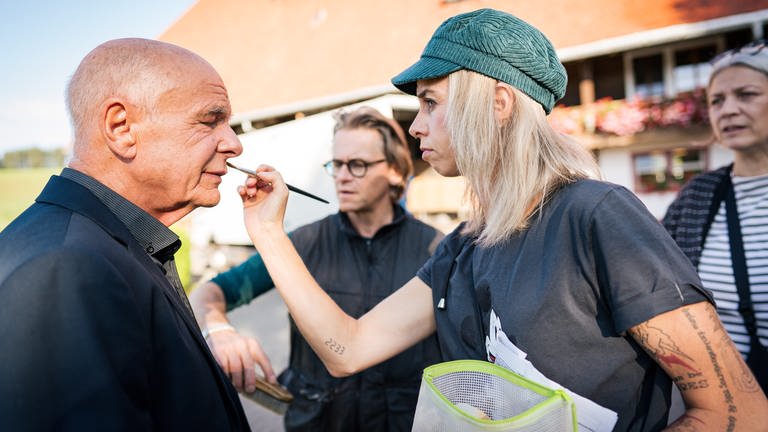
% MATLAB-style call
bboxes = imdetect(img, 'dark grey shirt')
[61,168,191,315]
[418,179,712,432]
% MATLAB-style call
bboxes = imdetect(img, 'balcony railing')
[548,89,710,137]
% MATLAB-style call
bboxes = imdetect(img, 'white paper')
[485,310,618,432]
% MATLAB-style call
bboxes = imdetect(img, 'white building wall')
[189,94,418,248]
[708,144,733,170]
[598,143,734,220]
[597,148,675,218]
[598,148,634,188]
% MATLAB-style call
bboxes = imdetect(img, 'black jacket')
[282,207,443,432]
[662,164,732,267]
[0,176,249,431]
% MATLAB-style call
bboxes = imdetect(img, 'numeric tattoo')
[324,337,346,355]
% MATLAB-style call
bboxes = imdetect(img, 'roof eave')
[558,8,768,62]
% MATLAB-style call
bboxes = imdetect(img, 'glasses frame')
[323,158,387,178]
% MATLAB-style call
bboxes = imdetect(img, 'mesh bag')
[411,360,576,432]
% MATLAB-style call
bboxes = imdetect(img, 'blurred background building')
[157,0,768,281]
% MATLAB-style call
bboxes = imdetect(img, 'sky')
[0,0,198,156]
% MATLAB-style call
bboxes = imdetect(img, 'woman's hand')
[237,164,288,242]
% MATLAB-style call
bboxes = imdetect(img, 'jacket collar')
[60,168,179,256]
[36,175,134,248]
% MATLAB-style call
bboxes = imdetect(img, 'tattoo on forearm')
[706,306,720,333]
[324,337,346,355]
[632,321,699,373]
[672,371,709,391]
[717,332,760,393]
[682,307,738,430]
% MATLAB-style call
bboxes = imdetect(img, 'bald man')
[0,39,250,430]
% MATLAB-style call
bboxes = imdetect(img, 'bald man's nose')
[219,127,243,157]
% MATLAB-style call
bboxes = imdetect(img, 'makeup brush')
[226,161,329,204]
[241,375,294,415]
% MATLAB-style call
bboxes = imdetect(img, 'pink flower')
[549,88,709,137]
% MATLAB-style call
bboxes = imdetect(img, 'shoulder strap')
[723,174,760,341]
[701,165,733,250]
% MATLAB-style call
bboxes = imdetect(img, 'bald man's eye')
[200,116,226,128]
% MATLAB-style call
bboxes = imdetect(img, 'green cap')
[391,8,566,114]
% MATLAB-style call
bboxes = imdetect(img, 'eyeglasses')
[710,39,767,65]
[323,159,386,178]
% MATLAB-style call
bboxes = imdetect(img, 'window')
[560,62,581,106]
[593,55,625,100]
[560,55,625,106]
[674,45,716,93]
[625,37,725,100]
[633,148,707,193]
[632,54,664,99]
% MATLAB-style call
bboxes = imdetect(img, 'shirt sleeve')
[416,224,462,286]
[589,186,713,333]
[211,232,297,311]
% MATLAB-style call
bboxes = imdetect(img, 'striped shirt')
[698,174,768,356]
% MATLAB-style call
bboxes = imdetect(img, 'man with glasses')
[191,106,443,431]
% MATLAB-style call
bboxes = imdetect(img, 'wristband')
[202,323,236,339]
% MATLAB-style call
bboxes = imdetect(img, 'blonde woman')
[192,106,442,431]
[239,9,767,431]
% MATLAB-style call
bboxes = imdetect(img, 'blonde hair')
[447,70,600,246]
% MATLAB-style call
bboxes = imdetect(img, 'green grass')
[0,167,60,230]
[173,227,192,290]
[0,167,191,287]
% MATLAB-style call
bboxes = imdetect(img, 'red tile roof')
[159,0,767,113]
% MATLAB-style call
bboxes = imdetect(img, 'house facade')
[158,1,768,278]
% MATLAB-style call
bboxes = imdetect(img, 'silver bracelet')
[202,323,236,339]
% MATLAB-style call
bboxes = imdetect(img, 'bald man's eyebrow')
[199,106,231,126]
[207,106,230,118]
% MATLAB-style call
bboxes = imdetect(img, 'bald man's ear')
[102,99,137,161]
[494,82,515,123]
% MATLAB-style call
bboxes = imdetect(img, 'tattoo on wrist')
[324,337,346,355]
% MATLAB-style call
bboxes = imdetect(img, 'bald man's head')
[64,37,241,225]
[66,38,214,148]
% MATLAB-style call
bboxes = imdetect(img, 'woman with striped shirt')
[664,39,768,392]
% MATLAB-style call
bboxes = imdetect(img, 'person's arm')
[190,281,276,390]
[590,185,767,429]
[237,166,437,376]
[627,301,768,431]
